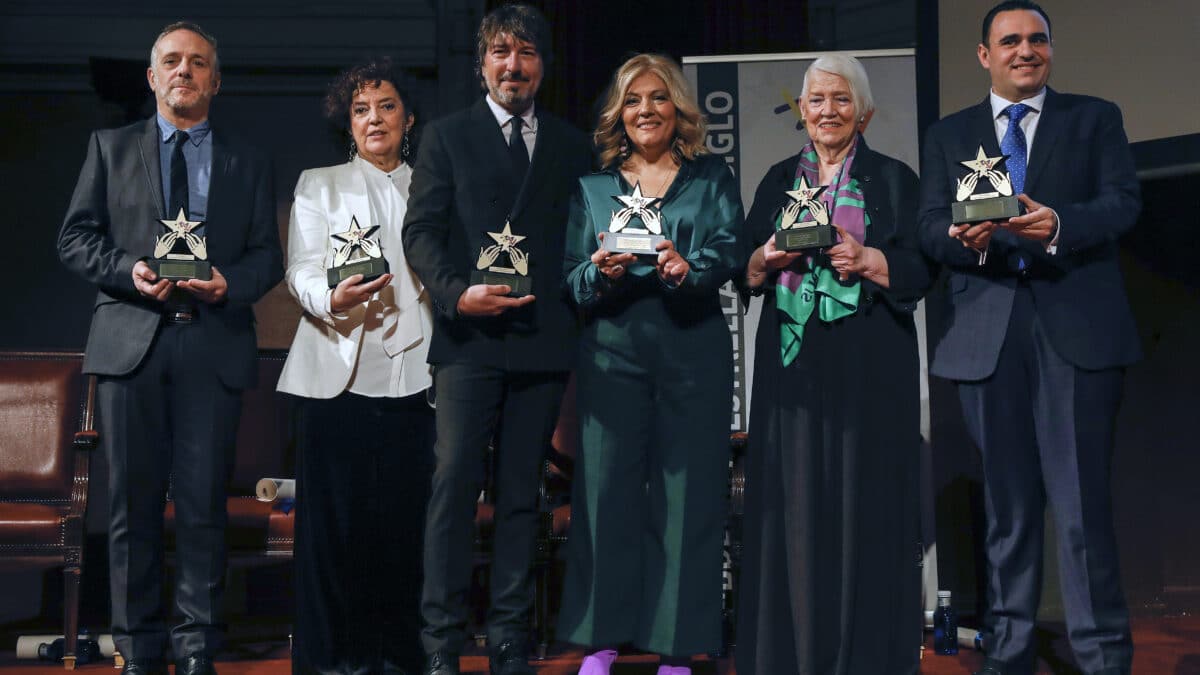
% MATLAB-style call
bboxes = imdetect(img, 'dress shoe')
[423,651,460,675]
[489,639,534,675]
[973,659,1008,675]
[120,659,168,675]
[175,654,217,675]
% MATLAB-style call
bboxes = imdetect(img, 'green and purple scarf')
[775,135,870,366]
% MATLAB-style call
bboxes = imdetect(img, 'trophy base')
[471,270,532,297]
[608,232,665,256]
[775,224,833,251]
[327,257,390,288]
[952,195,1020,224]
[149,258,212,281]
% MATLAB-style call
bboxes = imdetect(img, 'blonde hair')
[594,53,707,169]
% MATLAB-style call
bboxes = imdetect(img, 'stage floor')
[1,616,1196,674]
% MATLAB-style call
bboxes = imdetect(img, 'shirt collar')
[156,113,211,145]
[484,94,537,132]
[989,87,1047,120]
[353,154,411,182]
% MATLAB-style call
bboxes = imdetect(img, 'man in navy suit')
[918,2,1140,674]
[58,22,282,675]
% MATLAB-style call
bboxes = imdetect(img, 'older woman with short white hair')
[737,54,935,675]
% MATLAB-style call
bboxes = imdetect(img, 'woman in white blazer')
[278,58,434,675]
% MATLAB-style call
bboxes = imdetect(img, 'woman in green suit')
[558,53,744,675]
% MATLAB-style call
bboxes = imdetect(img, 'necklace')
[623,162,678,198]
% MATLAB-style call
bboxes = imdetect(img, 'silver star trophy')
[774,175,834,251]
[606,182,666,255]
[471,220,532,296]
[327,216,390,288]
[149,208,212,280]
[950,146,1021,224]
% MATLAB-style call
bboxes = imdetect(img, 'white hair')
[801,54,874,119]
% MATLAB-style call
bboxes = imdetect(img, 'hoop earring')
[401,132,411,162]
[348,139,358,162]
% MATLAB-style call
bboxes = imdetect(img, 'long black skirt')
[737,300,922,675]
[291,390,435,675]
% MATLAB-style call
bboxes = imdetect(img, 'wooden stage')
[1,616,1197,674]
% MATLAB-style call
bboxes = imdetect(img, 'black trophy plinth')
[775,223,834,251]
[327,257,390,288]
[149,257,212,281]
[952,195,1021,224]
[471,269,532,297]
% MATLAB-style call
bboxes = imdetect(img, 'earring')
[619,130,631,159]
[401,132,411,162]
[348,139,358,162]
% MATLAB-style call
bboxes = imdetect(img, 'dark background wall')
[1,0,1196,632]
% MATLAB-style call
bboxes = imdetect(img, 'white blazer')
[277,161,431,399]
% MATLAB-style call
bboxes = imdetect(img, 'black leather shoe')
[973,659,1009,675]
[175,654,217,675]
[489,640,534,675]
[120,659,168,675]
[423,651,460,675]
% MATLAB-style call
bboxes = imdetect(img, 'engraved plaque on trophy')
[773,176,834,251]
[950,146,1022,224]
[606,182,666,256]
[149,209,212,280]
[327,216,390,288]
[470,221,532,297]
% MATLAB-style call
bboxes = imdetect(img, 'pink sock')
[579,649,618,675]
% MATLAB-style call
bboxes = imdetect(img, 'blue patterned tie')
[1001,103,1032,273]
[1001,103,1031,195]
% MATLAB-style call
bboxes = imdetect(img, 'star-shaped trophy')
[149,208,212,280]
[606,181,666,255]
[774,175,834,251]
[326,215,390,288]
[471,220,532,296]
[950,145,1021,224]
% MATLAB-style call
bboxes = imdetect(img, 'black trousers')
[291,390,435,675]
[958,287,1132,675]
[420,363,567,654]
[97,322,242,661]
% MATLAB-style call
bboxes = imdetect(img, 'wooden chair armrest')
[73,429,99,450]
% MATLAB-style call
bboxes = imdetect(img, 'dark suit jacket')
[58,117,283,389]
[402,98,592,372]
[918,88,1142,381]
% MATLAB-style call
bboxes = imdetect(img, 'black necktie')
[508,116,529,184]
[168,130,190,218]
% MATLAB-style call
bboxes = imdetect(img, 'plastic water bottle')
[933,590,959,655]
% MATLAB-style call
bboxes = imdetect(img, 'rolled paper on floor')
[957,626,984,650]
[256,478,296,502]
[15,634,115,658]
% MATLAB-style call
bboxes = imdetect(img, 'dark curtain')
[489,0,810,131]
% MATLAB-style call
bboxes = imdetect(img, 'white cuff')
[1045,209,1061,255]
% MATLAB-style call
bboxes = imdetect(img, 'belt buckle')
[165,310,195,324]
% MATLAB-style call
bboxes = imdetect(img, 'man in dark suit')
[57,22,282,675]
[918,2,1140,674]
[402,5,591,675]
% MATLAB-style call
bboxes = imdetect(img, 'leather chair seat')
[0,502,68,547]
